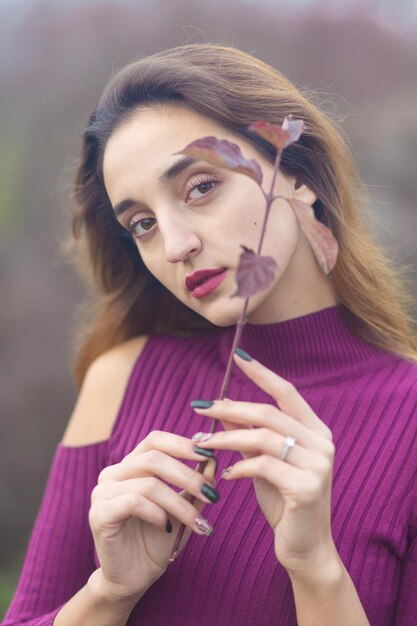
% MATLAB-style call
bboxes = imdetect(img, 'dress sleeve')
[1,440,108,626]
[394,533,417,625]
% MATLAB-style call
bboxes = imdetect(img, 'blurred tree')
[1,0,416,615]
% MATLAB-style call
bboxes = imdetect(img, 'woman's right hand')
[88,430,219,604]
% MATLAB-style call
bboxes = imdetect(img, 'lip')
[185,267,227,291]
[186,269,228,299]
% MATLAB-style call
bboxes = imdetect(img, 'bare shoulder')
[61,335,149,446]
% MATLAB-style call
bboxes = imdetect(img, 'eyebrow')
[113,155,199,217]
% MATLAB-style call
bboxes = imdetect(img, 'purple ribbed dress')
[3,304,417,625]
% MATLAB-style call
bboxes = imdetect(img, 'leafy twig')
[168,116,338,561]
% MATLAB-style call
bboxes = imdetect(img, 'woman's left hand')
[191,350,338,580]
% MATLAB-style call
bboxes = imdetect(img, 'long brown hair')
[67,43,417,387]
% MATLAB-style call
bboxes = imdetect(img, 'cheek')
[262,205,300,260]
[222,190,268,241]
[136,248,163,283]
[141,252,180,295]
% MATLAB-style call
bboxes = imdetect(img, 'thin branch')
[169,149,284,561]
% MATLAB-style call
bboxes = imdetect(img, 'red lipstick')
[185,268,228,299]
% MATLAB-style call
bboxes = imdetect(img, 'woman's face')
[103,104,338,326]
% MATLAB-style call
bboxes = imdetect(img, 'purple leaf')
[174,136,263,185]
[248,115,305,150]
[287,199,339,275]
[232,245,278,298]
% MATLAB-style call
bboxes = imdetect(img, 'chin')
[197,303,248,328]
[209,318,238,328]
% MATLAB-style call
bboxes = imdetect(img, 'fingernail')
[191,399,214,409]
[165,519,173,534]
[192,432,213,443]
[193,445,215,458]
[221,466,233,479]
[234,348,252,361]
[200,483,220,503]
[195,515,214,536]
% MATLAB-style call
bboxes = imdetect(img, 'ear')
[293,181,317,207]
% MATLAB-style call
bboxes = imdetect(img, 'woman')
[3,44,417,626]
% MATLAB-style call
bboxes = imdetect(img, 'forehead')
[102,104,252,209]
[103,103,227,176]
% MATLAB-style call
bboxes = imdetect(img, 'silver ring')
[280,436,296,462]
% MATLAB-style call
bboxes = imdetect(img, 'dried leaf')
[287,199,338,275]
[249,115,305,150]
[175,136,263,185]
[232,245,278,298]
[282,114,305,145]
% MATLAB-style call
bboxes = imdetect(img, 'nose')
[160,217,202,263]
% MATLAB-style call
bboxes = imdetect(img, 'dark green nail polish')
[200,483,220,503]
[193,445,215,458]
[191,399,214,409]
[234,347,252,361]
[165,519,173,533]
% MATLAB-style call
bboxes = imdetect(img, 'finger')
[91,478,214,536]
[191,428,330,467]
[89,492,167,533]
[98,451,220,505]
[192,400,328,452]
[233,351,332,438]
[128,430,215,461]
[221,455,329,506]
[201,456,217,485]
[221,419,252,434]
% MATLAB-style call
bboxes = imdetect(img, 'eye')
[185,175,220,202]
[128,217,157,240]
[127,175,221,241]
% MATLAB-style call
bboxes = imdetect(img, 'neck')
[246,290,340,325]
[245,243,340,324]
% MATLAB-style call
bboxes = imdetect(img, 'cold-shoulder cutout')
[60,335,149,446]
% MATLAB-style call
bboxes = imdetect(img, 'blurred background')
[1,0,417,616]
